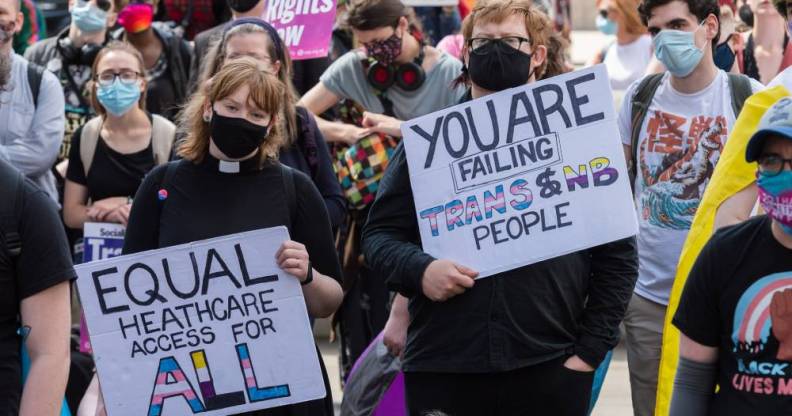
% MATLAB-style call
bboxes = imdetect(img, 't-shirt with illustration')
[617,70,763,305]
[44,57,94,165]
[673,216,792,415]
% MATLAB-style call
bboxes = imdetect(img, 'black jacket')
[112,23,192,120]
[361,138,638,373]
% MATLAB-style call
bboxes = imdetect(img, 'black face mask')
[227,0,259,13]
[467,39,533,92]
[739,3,754,27]
[209,109,269,159]
[714,37,736,72]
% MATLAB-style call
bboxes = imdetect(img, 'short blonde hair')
[178,57,286,164]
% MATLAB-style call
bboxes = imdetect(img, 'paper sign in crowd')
[76,227,324,416]
[402,65,639,278]
[80,223,127,353]
[264,0,336,60]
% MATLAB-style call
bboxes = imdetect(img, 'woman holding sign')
[196,17,346,231]
[63,41,175,231]
[362,1,638,415]
[120,58,343,415]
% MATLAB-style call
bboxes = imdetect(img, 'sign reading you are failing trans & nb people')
[75,227,325,415]
[402,65,639,278]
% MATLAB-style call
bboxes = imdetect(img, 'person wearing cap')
[670,96,792,416]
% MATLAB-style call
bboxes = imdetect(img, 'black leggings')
[404,357,594,416]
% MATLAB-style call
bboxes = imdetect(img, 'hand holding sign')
[276,240,311,282]
[421,259,478,302]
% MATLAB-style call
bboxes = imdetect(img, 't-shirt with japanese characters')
[673,216,792,415]
[617,70,763,305]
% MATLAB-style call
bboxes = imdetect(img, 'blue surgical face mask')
[71,0,108,33]
[653,22,707,78]
[596,14,618,36]
[97,78,141,116]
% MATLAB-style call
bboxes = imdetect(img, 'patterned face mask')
[364,31,403,66]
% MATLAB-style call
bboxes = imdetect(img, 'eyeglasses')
[468,36,530,55]
[96,70,142,86]
[758,154,792,176]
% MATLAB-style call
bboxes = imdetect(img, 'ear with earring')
[203,114,211,122]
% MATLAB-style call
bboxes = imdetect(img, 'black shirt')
[361,142,639,373]
[66,116,156,202]
[278,108,345,230]
[0,158,76,415]
[673,216,792,415]
[123,156,341,415]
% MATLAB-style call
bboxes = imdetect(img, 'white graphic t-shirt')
[617,70,763,305]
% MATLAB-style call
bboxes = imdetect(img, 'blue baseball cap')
[746,97,792,162]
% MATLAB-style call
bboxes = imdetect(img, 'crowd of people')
[0,0,791,414]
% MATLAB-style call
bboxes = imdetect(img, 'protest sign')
[76,227,324,416]
[264,0,336,60]
[80,222,127,353]
[401,65,638,278]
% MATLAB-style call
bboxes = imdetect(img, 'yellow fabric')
[655,85,791,415]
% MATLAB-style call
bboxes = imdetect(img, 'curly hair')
[638,0,720,54]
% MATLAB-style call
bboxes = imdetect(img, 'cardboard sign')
[76,227,325,416]
[80,222,127,353]
[401,65,638,278]
[264,0,336,60]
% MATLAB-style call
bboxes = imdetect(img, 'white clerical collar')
[218,160,241,173]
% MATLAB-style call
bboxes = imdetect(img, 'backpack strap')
[280,164,298,233]
[151,114,176,166]
[295,107,320,178]
[0,171,24,261]
[80,117,104,177]
[26,62,44,109]
[154,160,181,242]
[629,73,665,188]
[727,73,753,118]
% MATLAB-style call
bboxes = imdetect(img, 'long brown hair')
[200,21,299,145]
[179,57,286,164]
[89,41,148,118]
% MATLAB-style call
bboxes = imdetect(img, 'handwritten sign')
[76,227,325,415]
[264,0,336,60]
[402,65,638,278]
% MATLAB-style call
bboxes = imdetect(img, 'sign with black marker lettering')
[402,65,638,277]
[75,227,324,415]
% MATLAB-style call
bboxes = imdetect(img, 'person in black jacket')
[188,0,329,96]
[196,17,346,231]
[124,58,343,416]
[361,1,638,415]
[112,0,191,120]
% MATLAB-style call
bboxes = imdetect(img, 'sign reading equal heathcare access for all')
[264,0,336,60]
[76,227,324,416]
[402,65,638,278]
